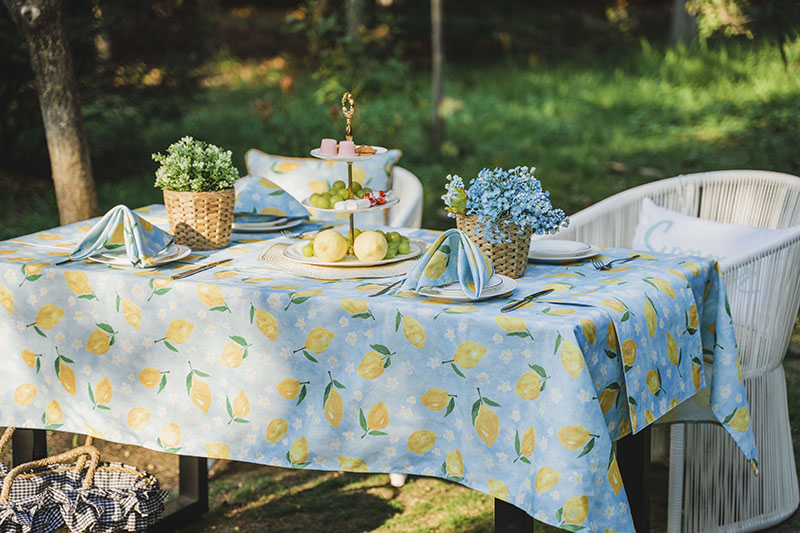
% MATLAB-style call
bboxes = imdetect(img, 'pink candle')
[319,138,338,156]
[338,140,356,157]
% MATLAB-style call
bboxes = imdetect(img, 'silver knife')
[500,288,555,313]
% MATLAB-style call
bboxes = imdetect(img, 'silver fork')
[368,279,402,297]
[592,254,640,271]
[281,225,334,239]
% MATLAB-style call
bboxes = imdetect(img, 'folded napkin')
[401,229,494,299]
[234,176,310,218]
[68,205,174,267]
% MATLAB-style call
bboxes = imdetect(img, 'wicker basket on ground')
[163,188,234,250]
[456,214,532,278]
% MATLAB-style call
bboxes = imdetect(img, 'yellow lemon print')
[453,341,487,369]
[305,327,334,353]
[94,377,112,405]
[190,378,212,414]
[340,298,369,314]
[607,323,619,352]
[730,407,750,432]
[36,233,62,241]
[737,354,742,382]
[542,282,572,293]
[534,467,561,493]
[367,402,389,430]
[646,370,661,395]
[0,284,12,313]
[324,388,343,428]
[160,423,182,448]
[108,223,125,246]
[403,315,426,349]
[561,339,584,378]
[629,405,638,433]
[59,364,76,397]
[692,361,702,391]
[23,262,47,276]
[408,430,436,454]
[127,407,150,430]
[121,299,141,329]
[557,425,591,450]
[488,479,509,501]
[648,277,675,299]
[669,397,680,410]
[205,442,230,460]
[140,217,154,232]
[520,427,536,457]
[21,349,36,368]
[621,339,637,368]
[255,309,278,340]
[265,419,289,443]
[356,284,383,292]
[220,341,244,368]
[273,161,301,173]
[308,180,328,194]
[14,384,36,406]
[277,378,302,400]
[619,416,631,438]
[683,262,701,276]
[608,455,623,495]
[420,389,449,411]
[446,449,464,476]
[475,405,499,448]
[579,319,596,344]
[667,333,679,367]
[687,304,699,332]
[495,315,527,333]
[337,456,369,473]
[357,351,385,379]
[64,271,92,296]
[668,268,687,281]
[35,304,64,329]
[232,390,250,418]
[644,297,657,338]
[514,371,542,401]
[165,319,193,344]
[138,367,161,389]
[152,277,172,289]
[645,409,656,425]
[563,494,589,524]
[82,423,105,440]
[257,177,281,189]
[86,329,111,355]
[598,386,618,415]
[422,251,448,279]
[289,436,309,463]
[196,284,226,308]
[601,299,626,313]
[45,400,62,424]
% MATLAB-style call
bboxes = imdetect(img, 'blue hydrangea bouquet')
[441,166,568,278]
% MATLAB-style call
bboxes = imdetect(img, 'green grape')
[388,231,401,243]
[398,241,411,254]
[302,244,314,257]
[351,181,362,193]
[332,180,346,190]
[321,191,331,199]
[384,246,398,259]
[317,197,330,209]
[310,192,321,201]
[353,228,362,238]
[355,189,366,199]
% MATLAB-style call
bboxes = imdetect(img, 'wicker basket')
[163,188,234,250]
[456,214,533,278]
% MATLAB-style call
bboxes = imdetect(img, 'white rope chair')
[388,167,424,229]
[550,170,800,532]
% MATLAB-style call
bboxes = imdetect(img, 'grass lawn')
[1,40,799,531]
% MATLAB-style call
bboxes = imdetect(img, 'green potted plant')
[153,136,239,250]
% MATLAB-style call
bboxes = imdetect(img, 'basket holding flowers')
[442,166,568,278]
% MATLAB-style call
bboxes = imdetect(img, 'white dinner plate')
[528,245,601,264]
[309,146,387,163]
[233,218,304,233]
[529,239,592,257]
[414,275,517,301]
[283,238,427,267]
[422,275,504,295]
[91,244,191,267]
[301,195,399,214]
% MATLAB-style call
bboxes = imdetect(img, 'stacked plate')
[232,215,304,233]
[528,240,599,264]
[90,244,192,267]
[414,275,517,301]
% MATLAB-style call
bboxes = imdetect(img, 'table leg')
[617,426,651,532]
[148,455,209,532]
[11,428,47,466]
[495,498,534,532]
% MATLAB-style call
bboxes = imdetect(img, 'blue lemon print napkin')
[401,229,495,299]
[68,205,174,267]
[234,176,310,219]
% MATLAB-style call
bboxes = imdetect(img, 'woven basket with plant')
[442,166,568,278]
[153,136,239,250]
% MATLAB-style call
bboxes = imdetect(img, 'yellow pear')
[138,367,161,389]
[607,323,619,351]
[94,377,112,404]
[160,423,182,448]
[422,251,448,279]
[561,339,584,378]
[190,378,212,414]
[692,362,702,391]
[249,310,277,341]
[0,284,13,313]
[598,387,618,415]
[520,427,536,457]
[453,341,487,369]
[306,327,334,353]
[368,402,389,430]
[621,339,637,368]
[534,467,561,493]
[408,430,436,454]
[488,479,509,501]
[608,456,623,495]
[45,400,62,424]
[35,304,64,329]
[495,315,526,333]
[337,456,369,473]
[324,388,343,428]
[514,371,542,400]
[579,319,596,344]
[667,333,679,367]
[557,425,591,450]
[357,351,384,379]
[313,230,348,262]
[446,449,464,476]
[277,378,302,400]
[121,299,141,329]
[13,384,36,406]
[64,271,92,295]
[403,315,425,349]
[475,405,499,448]
[730,407,750,432]
[650,278,675,299]
[646,370,660,395]
[420,388,449,411]
[644,298,657,338]
[601,299,626,313]
[290,436,309,463]
[127,407,150,430]
[166,319,193,344]
[353,231,388,262]
[86,329,111,355]
[220,341,244,368]
[59,364,76,397]
[205,442,230,460]
[21,349,36,368]
[265,419,289,443]
[232,390,250,418]
[196,284,225,308]
[563,494,589,524]
[340,298,368,314]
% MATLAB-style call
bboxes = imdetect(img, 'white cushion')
[631,197,790,260]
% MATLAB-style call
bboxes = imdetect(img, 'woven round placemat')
[260,242,422,280]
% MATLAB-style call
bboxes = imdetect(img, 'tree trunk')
[668,0,698,46]
[430,0,444,147]
[345,0,362,43]
[3,0,97,224]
